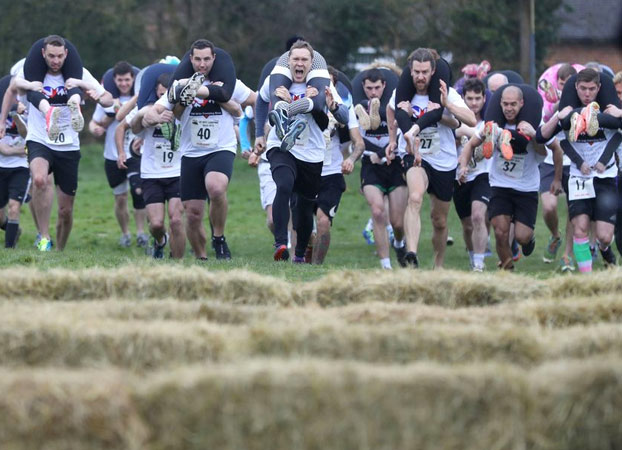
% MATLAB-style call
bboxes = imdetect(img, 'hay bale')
[138,359,528,450]
[296,270,547,307]
[548,268,622,298]
[527,358,622,449]
[0,369,147,449]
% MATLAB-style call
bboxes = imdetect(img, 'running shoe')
[280,117,307,152]
[180,72,205,106]
[404,251,419,268]
[446,235,454,246]
[323,111,337,149]
[136,233,150,248]
[600,245,617,267]
[68,100,84,132]
[160,122,174,140]
[522,237,536,257]
[212,236,232,260]
[292,255,306,264]
[34,233,42,248]
[362,228,375,245]
[498,129,513,161]
[354,104,371,130]
[538,78,559,103]
[472,261,485,272]
[152,234,168,259]
[268,104,289,140]
[119,233,132,248]
[393,244,407,268]
[543,235,562,263]
[273,244,289,261]
[167,80,183,104]
[569,112,586,142]
[511,238,521,262]
[558,255,576,273]
[37,237,52,252]
[482,121,497,159]
[473,144,484,163]
[581,102,600,137]
[45,106,61,141]
[369,97,381,130]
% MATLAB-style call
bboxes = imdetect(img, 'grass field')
[0,143,598,278]
[2,145,621,449]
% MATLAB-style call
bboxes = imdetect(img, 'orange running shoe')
[482,121,497,159]
[499,129,513,161]
[45,106,61,141]
[581,102,600,137]
[569,112,586,142]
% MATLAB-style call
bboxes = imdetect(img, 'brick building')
[545,0,622,73]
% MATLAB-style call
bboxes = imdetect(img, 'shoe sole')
[583,103,599,137]
[167,80,180,104]
[180,73,205,106]
[47,108,61,141]
[280,120,307,152]
[68,102,84,132]
[369,98,381,130]
[268,110,286,140]
[482,121,494,159]
[354,104,371,130]
[499,130,513,161]
[569,113,584,142]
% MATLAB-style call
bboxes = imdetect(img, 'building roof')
[556,0,622,41]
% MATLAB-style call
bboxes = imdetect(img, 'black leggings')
[136,63,176,109]
[170,47,236,103]
[395,57,451,134]
[352,67,399,123]
[102,66,140,99]
[616,175,622,258]
[559,73,621,110]
[24,38,83,108]
[483,83,542,129]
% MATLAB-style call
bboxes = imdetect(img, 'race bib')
[190,116,219,148]
[418,127,440,155]
[496,153,526,179]
[45,110,73,146]
[155,140,179,169]
[568,175,595,201]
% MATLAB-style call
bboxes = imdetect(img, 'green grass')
[0,144,584,280]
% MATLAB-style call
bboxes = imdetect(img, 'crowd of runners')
[1,34,622,273]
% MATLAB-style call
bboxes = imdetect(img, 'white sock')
[473,253,485,266]
[393,239,405,248]
[380,258,392,269]
[365,218,373,230]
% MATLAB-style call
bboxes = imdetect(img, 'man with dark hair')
[540,68,622,272]
[390,51,476,268]
[453,78,491,271]
[89,61,147,248]
[358,68,407,269]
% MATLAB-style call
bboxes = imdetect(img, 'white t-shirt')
[138,120,182,179]
[543,130,570,166]
[156,79,251,158]
[567,129,619,179]
[456,120,490,182]
[391,87,465,171]
[322,106,358,176]
[485,124,544,192]
[0,118,27,169]
[23,72,80,151]
[93,95,132,160]
[261,81,325,163]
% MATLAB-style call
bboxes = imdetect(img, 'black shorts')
[453,173,491,220]
[126,150,142,179]
[104,158,127,188]
[180,151,235,201]
[26,141,80,196]
[316,173,346,224]
[567,176,617,224]
[489,187,539,229]
[404,157,455,202]
[268,148,323,201]
[539,162,570,193]
[360,156,405,194]
[0,167,30,207]
[142,177,181,205]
